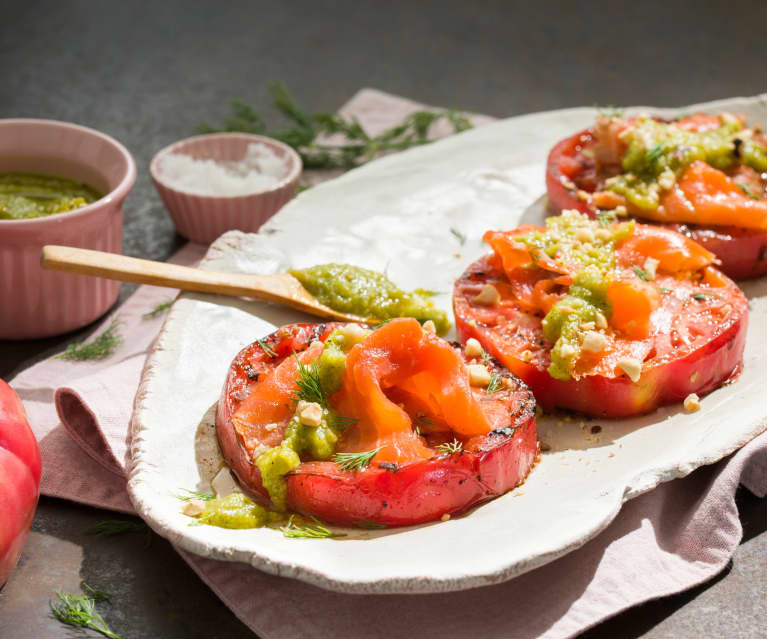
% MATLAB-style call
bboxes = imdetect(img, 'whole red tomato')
[0,379,41,587]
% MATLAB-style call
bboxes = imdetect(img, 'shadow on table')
[580,482,766,638]
[23,498,254,639]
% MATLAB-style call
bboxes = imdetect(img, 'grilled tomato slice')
[216,319,538,527]
[453,210,747,418]
[546,112,767,280]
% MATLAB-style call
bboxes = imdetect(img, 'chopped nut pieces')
[297,400,323,427]
[467,364,492,387]
[559,343,576,359]
[181,499,206,516]
[617,357,642,382]
[684,393,701,413]
[473,284,500,306]
[581,331,608,353]
[441,513,451,522]
[658,169,676,191]
[595,311,608,329]
[643,257,659,280]
[422,320,436,334]
[464,337,483,358]
[575,227,594,243]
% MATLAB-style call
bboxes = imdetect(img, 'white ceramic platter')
[128,95,767,594]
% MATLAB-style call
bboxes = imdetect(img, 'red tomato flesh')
[546,127,767,280]
[216,320,539,527]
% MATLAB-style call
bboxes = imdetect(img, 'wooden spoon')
[40,245,371,324]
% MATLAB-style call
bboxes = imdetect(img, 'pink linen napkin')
[8,89,767,639]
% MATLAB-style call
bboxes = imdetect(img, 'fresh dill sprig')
[280,515,346,539]
[330,413,358,431]
[84,520,147,536]
[142,300,173,319]
[738,183,761,200]
[56,320,123,361]
[294,355,325,404]
[450,227,467,245]
[82,584,112,602]
[486,372,504,394]
[633,265,651,281]
[480,349,493,366]
[50,585,121,639]
[645,142,666,164]
[594,104,624,118]
[332,446,383,472]
[355,520,388,530]
[174,489,215,502]
[659,287,672,294]
[435,439,463,455]
[256,338,278,358]
[201,83,473,170]
[374,318,396,329]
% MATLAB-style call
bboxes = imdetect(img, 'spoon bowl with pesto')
[41,245,450,331]
[0,118,136,339]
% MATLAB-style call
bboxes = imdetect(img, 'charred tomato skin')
[453,254,748,418]
[216,322,342,503]
[216,323,539,527]
[546,128,767,280]
[286,409,538,527]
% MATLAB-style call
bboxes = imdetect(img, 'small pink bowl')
[0,119,136,340]
[149,133,302,245]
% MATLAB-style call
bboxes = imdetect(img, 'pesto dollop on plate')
[0,172,102,220]
[290,263,450,334]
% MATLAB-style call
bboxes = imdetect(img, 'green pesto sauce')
[542,267,611,380]
[0,172,101,220]
[607,116,767,210]
[255,327,368,509]
[256,411,341,510]
[516,211,633,380]
[316,331,349,398]
[290,263,450,335]
[516,209,634,273]
[196,493,283,529]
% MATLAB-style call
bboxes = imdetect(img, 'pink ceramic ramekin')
[0,119,136,339]
[149,133,301,245]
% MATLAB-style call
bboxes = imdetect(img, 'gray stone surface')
[1,1,766,637]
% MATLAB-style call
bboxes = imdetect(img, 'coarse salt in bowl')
[150,133,302,244]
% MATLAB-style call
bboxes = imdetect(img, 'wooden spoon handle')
[40,245,259,296]
[40,245,368,323]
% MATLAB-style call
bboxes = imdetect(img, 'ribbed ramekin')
[0,119,136,340]
[149,133,302,245]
